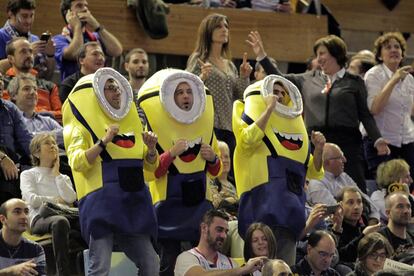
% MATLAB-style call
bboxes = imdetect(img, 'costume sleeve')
[65,125,94,173]
[20,170,56,209]
[207,134,222,177]
[306,154,324,180]
[143,146,159,173]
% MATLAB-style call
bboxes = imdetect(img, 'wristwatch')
[97,139,107,149]
[0,152,7,162]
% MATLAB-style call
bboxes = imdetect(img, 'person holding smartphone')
[54,0,123,81]
[0,0,55,78]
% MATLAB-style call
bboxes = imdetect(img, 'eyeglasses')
[327,155,345,161]
[317,250,336,259]
[104,85,121,93]
[367,252,387,261]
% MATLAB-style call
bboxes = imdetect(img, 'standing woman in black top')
[247,31,390,193]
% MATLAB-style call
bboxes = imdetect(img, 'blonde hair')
[29,133,56,166]
[376,159,410,189]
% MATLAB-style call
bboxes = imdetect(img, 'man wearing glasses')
[291,230,340,276]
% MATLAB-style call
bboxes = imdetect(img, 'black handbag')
[38,201,79,221]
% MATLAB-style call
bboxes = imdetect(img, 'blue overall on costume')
[155,171,213,241]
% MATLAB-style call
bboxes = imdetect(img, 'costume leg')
[116,233,160,276]
[88,233,113,276]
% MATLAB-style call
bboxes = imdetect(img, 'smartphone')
[40,32,51,42]
[326,204,339,215]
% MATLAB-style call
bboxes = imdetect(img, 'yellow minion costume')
[63,68,158,243]
[233,75,323,239]
[137,69,221,241]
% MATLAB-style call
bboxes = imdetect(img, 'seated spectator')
[3,37,62,121]
[209,140,238,215]
[243,222,277,275]
[174,209,266,276]
[0,198,46,275]
[307,143,380,223]
[251,0,291,13]
[372,159,414,222]
[59,41,105,103]
[291,230,340,276]
[8,73,63,146]
[0,72,32,205]
[330,187,381,265]
[20,133,77,276]
[348,232,393,276]
[54,0,122,80]
[0,0,55,78]
[262,259,292,276]
[378,192,414,253]
[347,52,375,79]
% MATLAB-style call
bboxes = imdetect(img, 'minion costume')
[137,69,221,242]
[63,68,159,274]
[233,75,323,241]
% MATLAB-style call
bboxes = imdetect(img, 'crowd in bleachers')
[0,0,414,276]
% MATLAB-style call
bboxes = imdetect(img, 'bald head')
[322,143,346,176]
[262,259,292,276]
[0,198,27,217]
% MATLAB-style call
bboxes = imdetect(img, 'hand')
[142,131,158,151]
[66,10,82,29]
[45,38,55,57]
[31,40,47,56]
[77,10,100,31]
[243,256,267,274]
[102,124,119,145]
[7,259,38,275]
[306,204,328,231]
[246,31,266,60]
[311,131,326,152]
[331,204,344,232]
[275,2,291,12]
[55,196,66,205]
[170,139,188,157]
[198,59,212,81]
[52,154,60,177]
[375,139,390,156]
[392,65,413,82]
[200,143,216,162]
[264,94,278,111]
[220,0,237,8]
[0,155,19,181]
[239,52,253,79]
[363,222,382,235]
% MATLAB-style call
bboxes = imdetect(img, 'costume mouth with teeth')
[178,138,202,162]
[273,128,303,151]
[112,133,136,148]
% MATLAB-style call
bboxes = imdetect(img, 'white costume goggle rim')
[93,67,133,121]
[261,75,303,119]
[160,70,206,124]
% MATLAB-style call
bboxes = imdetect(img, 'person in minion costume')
[233,74,326,266]
[62,67,160,276]
[137,68,221,275]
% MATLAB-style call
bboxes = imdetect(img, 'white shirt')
[20,167,77,226]
[365,64,414,147]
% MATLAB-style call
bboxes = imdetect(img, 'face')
[212,19,229,44]
[307,236,336,274]
[341,191,363,224]
[219,144,230,173]
[273,83,288,104]
[70,0,89,13]
[380,38,403,67]
[387,194,412,226]
[316,45,340,75]
[347,59,362,76]
[255,66,267,81]
[174,82,193,111]
[37,136,58,165]
[399,170,413,186]
[364,249,387,275]
[9,9,35,34]
[251,229,269,257]
[80,45,105,74]
[9,39,34,73]
[13,78,37,109]
[104,79,122,110]
[125,52,149,80]
[0,200,29,234]
[326,147,346,177]
[204,217,228,251]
